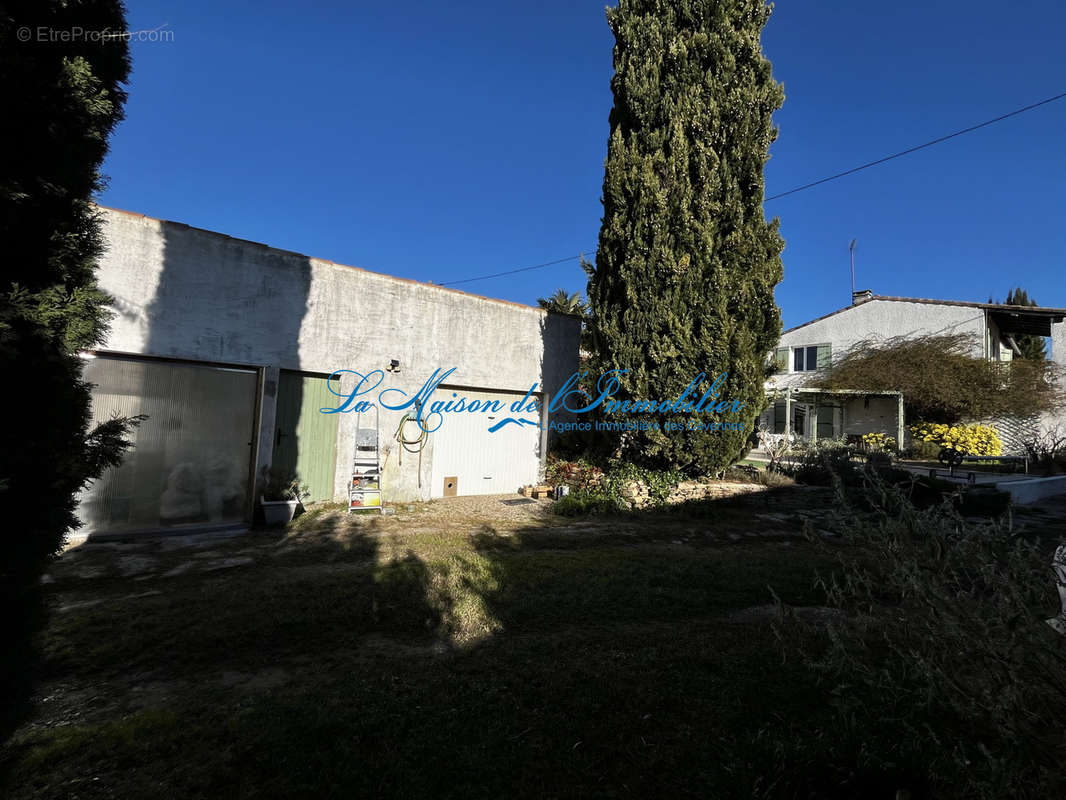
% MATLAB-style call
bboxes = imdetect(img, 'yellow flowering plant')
[909,422,1002,457]
[861,432,897,452]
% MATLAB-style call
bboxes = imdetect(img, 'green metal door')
[273,371,340,502]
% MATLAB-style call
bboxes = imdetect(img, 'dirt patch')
[391,493,558,525]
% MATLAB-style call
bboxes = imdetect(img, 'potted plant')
[259,467,310,526]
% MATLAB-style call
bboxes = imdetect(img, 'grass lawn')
[1,488,897,798]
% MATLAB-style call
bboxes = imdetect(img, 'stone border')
[618,479,768,509]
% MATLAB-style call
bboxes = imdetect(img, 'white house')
[759,291,1066,451]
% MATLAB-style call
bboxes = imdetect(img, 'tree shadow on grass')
[4,487,881,799]
[446,485,942,800]
[209,489,840,799]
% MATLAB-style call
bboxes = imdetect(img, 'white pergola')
[771,386,905,446]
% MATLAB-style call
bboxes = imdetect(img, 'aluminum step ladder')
[348,405,383,514]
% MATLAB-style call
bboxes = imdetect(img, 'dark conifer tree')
[1,1,135,738]
[587,0,785,474]
[1003,287,1047,361]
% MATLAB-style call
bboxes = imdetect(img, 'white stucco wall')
[772,298,988,390]
[91,207,581,505]
[1052,319,1066,367]
[1041,319,1066,436]
[842,396,900,438]
[755,395,899,444]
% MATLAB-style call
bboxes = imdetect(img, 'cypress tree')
[586,0,785,474]
[1,0,135,737]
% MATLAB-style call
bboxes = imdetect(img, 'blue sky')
[102,1,1066,329]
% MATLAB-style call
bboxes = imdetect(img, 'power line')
[441,90,1066,287]
[440,251,594,287]
[765,89,1066,201]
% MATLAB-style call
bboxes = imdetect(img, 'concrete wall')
[995,475,1066,505]
[93,207,581,504]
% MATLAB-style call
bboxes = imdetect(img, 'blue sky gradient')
[102,1,1066,328]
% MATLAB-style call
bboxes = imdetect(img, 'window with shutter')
[792,343,831,372]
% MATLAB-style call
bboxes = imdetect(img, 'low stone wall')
[619,479,768,509]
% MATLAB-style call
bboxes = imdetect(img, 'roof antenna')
[849,238,857,299]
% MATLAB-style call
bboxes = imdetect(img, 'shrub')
[721,464,795,489]
[778,474,1066,798]
[907,438,942,460]
[548,425,608,463]
[860,432,897,452]
[813,333,1064,422]
[258,467,310,502]
[956,486,1012,516]
[910,422,1003,456]
[864,449,893,469]
[548,462,689,516]
[599,462,686,506]
[1023,427,1066,476]
[788,442,862,487]
[787,445,980,513]
[759,469,796,489]
[544,454,604,491]
[551,489,623,517]
[551,459,795,517]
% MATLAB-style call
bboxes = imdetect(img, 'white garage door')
[429,388,542,498]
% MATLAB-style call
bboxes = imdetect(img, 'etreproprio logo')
[320,367,748,435]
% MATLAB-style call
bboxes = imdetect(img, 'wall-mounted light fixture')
[386,359,401,373]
